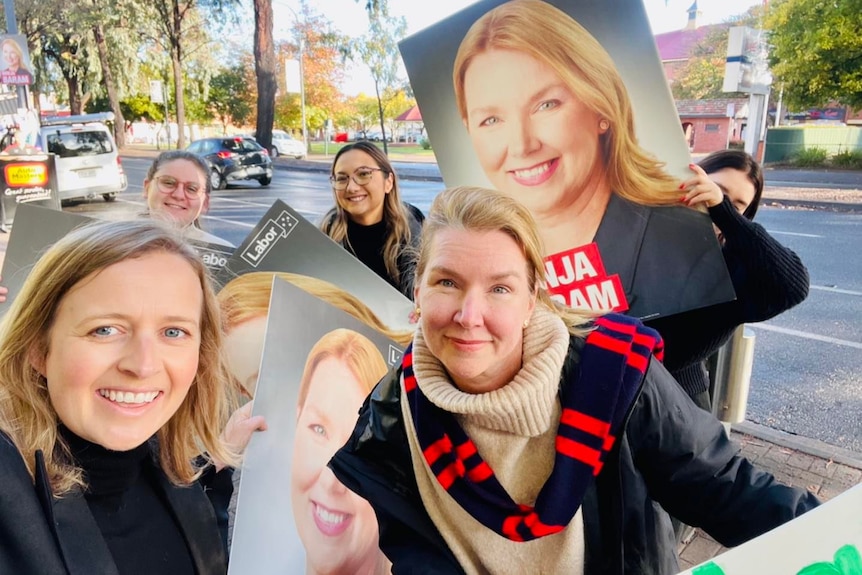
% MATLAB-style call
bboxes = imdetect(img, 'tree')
[766,0,862,111]
[253,0,276,153]
[209,66,255,133]
[145,0,238,148]
[351,1,406,154]
[670,9,760,101]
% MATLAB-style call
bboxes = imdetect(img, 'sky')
[267,0,765,96]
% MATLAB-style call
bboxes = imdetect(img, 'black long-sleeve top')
[647,195,810,397]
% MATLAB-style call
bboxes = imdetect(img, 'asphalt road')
[70,157,861,453]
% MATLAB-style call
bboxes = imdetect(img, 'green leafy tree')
[351,0,406,154]
[209,66,255,133]
[766,0,862,110]
[671,9,760,101]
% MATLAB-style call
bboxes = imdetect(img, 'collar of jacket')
[35,445,227,575]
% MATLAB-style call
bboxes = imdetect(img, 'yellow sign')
[4,163,48,186]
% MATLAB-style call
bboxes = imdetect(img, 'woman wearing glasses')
[321,141,424,297]
[143,150,235,248]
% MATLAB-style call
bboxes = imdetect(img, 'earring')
[414,307,421,318]
[599,119,610,132]
[523,319,529,329]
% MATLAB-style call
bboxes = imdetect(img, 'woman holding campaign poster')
[407,0,733,321]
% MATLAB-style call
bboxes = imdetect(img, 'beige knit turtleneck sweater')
[401,305,585,575]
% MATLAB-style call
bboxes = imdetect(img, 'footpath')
[1,148,860,570]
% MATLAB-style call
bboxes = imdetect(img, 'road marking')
[752,323,862,350]
[810,285,862,296]
[767,230,822,238]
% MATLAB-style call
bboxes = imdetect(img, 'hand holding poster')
[399,0,735,320]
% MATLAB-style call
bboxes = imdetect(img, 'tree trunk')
[68,75,82,116]
[374,80,388,155]
[171,1,186,149]
[93,24,126,148]
[253,0,276,153]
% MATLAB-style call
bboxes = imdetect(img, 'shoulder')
[403,202,425,224]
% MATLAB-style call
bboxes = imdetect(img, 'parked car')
[186,136,273,189]
[365,130,392,142]
[270,130,306,159]
[398,131,424,143]
[38,112,128,203]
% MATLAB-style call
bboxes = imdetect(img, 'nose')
[168,183,187,201]
[117,334,161,379]
[454,291,485,328]
[344,174,363,193]
[318,465,348,495]
[508,116,540,158]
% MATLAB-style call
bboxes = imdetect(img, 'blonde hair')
[0,220,238,495]
[453,0,680,205]
[416,186,594,336]
[298,329,389,412]
[321,141,415,287]
[218,271,412,347]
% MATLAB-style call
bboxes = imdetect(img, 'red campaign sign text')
[543,243,629,313]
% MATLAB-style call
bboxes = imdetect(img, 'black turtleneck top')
[62,427,195,575]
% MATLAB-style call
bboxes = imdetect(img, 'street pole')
[299,38,308,153]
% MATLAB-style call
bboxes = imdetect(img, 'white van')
[38,113,128,203]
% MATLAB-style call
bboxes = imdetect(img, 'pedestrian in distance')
[0,219,240,574]
[321,141,424,298]
[329,186,820,574]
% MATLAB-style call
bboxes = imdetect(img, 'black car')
[186,137,274,190]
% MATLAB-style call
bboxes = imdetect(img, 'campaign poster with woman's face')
[400,0,735,321]
[228,278,400,575]
[0,35,34,86]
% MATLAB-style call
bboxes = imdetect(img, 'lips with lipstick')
[312,501,353,537]
[509,158,559,186]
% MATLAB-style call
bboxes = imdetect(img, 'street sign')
[150,80,164,104]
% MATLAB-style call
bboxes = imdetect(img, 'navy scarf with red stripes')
[404,314,664,542]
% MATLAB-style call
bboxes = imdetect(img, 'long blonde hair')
[416,186,594,336]
[453,0,680,205]
[297,328,389,412]
[0,220,238,495]
[218,271,412,346]
[321,141,415,286]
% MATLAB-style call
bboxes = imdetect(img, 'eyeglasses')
[154,175,204,199]
[329,167,384,191]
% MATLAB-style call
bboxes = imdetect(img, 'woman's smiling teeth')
[98,390,160,404]
[512,162,551,179]
[315,503,347,525]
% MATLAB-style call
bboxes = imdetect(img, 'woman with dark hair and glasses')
[649,150,809,411]
[321,141,424,297]
[143,150,235,248]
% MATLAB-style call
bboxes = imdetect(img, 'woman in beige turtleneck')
[330,186,819,574]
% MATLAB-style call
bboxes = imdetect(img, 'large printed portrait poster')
[228,278,403,574]
[400,0,735,320]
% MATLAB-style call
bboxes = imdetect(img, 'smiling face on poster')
[227,279,400,575]
[0,35,34,86]
[400,0,735,320]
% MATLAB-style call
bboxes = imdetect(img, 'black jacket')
[593,194,736,321]
[329,339,819,574]
[0,433,232,575]
[647,196,810,397]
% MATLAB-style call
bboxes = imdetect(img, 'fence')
[764,126,862,163]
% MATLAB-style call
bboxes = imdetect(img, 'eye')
[163,327,189,339]
[91,326,119,337]
[334,175,349,184]
[158,176,178,188]
[536,100,560,112]
[185,183,201,196]
[437,279,456,288]
[492,285,511,294]
[356,169,374,178]
[309,423,327,438]
[478,116,499,127]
